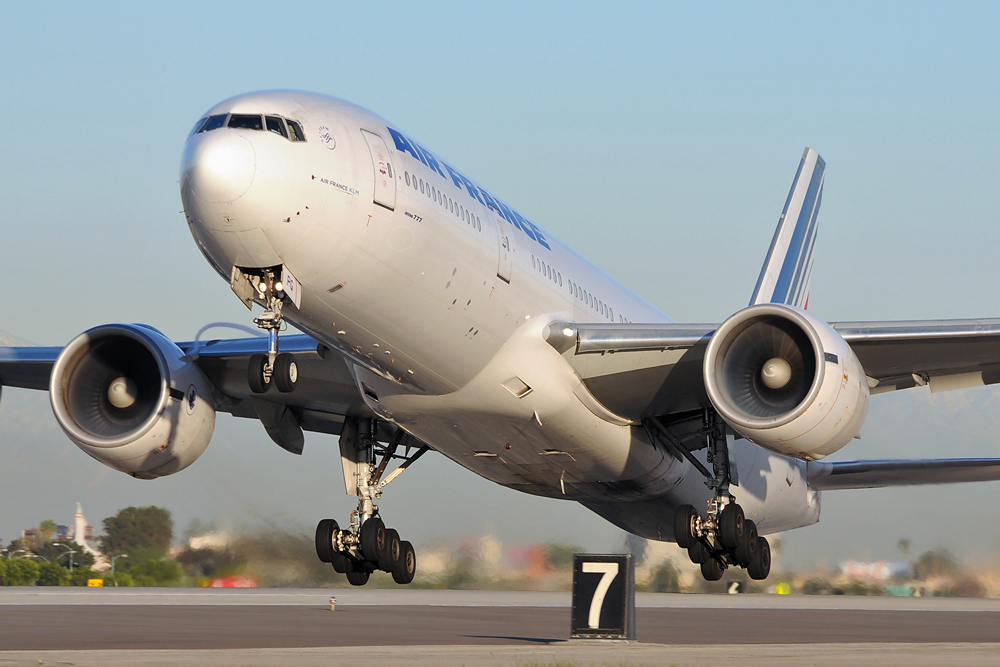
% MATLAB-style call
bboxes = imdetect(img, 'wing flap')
[834,319,1000,392]
[807,458,1000,490]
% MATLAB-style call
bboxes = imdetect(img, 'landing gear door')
[360,130,396,211]
[493,210,513,283]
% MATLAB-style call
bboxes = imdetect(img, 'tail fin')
[749,148,826,309]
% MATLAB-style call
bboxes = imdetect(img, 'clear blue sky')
[2,2,1000,569]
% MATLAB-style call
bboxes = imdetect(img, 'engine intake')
[704,304,869,460]
[50,325,216,478]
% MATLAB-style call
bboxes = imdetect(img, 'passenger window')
[405,172,410,186]
[476,217,481,231]
[265,116,288,137]
[198,114,228,133]
[229,114,264,130]
[558,273,562,286]
[532,256,536,269]
[419,179,424,193]
[287,120,306,141]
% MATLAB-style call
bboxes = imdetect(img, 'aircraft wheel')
[273,353,298,393]
[247,353,270,394]
[674,504,698,549]
[719,503,745,550]
[331,551,352,574]
[701,556,725,581]
[381,528,401,573]
[345,568,370,586]
[688,539,709,564]
[360,517,386,563]
[735,519,758,566]
[314,518,338,562]
[748,536,771,580]
[392,540,416,584]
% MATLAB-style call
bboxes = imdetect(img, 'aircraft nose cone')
[182,133,256,204]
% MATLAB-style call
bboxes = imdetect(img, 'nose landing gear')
[241,268,297,394]
[315,421,426,585]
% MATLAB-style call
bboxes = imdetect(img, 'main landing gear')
[663,411,771,582]
[314,421,427,585]
[245,268,298,394]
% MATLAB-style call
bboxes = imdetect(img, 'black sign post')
[570,553,635,640]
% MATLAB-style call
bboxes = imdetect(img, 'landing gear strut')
[245,268,297,394]
[661,410,771,582]
[315,420,426,585]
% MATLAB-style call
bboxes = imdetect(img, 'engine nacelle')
[704,304,869,460]
[49,324,216,479]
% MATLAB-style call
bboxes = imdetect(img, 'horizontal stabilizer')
[750,148,825,309]
[807,458,1000,490]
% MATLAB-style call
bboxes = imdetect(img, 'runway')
[2,589,999,666]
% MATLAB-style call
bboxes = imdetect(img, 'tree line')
[1,506,182,586]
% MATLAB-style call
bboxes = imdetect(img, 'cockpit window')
[197,114,228,133]
[265,116,288,138]
[286,120,306,142]
[190,118,208,135]
[228,114,264,130]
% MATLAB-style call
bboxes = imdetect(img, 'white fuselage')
[180,90,819,540]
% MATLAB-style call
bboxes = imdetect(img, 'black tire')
[248,353,270,394]
[719,503,745,550]
[345,569,370,586]
[748,536,771,580]
[359,517,386,563]
[381,528,401,573]
[331,551,351,574]
[701,556,725,581]
[314,518,338,562]
[735,519,758,566]
[688,539,709,564]
[673,504,697,549]
[392,540,416,584]
[273,353,298,393]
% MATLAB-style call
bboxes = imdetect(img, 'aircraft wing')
[0,334,369,441]
[549,317,1000,421]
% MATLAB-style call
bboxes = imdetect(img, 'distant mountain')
[0,330,34,346]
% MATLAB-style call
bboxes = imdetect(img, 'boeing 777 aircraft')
[4,90,1000,585]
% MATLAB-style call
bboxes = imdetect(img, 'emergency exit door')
[361,130,396,210]
[493,211,513,283]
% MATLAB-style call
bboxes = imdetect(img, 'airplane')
[4,89,1000,586]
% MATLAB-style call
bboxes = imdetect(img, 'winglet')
[749,148,826,309]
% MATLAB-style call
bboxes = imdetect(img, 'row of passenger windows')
[404,171,482,232]
[531,255,630,322]
[193,113,306,142]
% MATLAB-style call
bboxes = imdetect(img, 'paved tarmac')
[1,589,998,666]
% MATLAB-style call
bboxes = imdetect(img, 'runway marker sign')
[570,554,635,640]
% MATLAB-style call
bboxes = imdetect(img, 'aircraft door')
[361,130,396,210]
[493,210,513,283]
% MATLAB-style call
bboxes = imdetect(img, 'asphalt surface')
[2,599,1000,650]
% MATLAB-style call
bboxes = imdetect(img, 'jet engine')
[703,304,869,460]
[49,324,216,479]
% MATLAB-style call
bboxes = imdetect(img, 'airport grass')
[516,662,684,667]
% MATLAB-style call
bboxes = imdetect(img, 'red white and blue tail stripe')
[749,148,825,309]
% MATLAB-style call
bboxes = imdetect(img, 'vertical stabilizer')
[749,148,826,309]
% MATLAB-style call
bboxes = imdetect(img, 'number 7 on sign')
[582,562,619,628]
